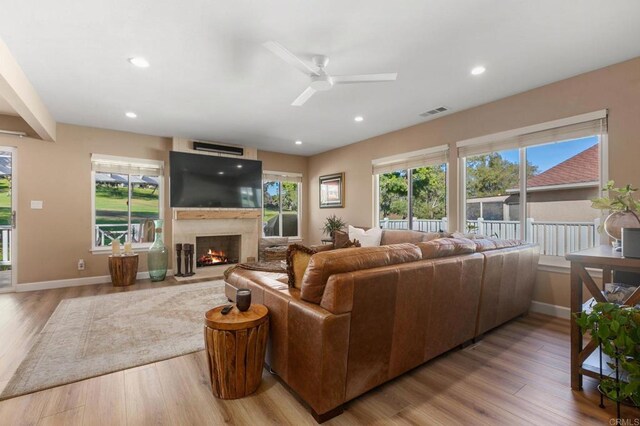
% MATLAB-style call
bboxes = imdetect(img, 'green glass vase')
[148,219,168,281]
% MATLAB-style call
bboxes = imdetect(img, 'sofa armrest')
[286,298,350,415]
[225,269,350,416]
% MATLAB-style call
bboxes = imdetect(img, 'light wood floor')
[0,280,638,425]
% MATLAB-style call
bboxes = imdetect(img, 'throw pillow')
[286,244,317,289]
[348,225,382,247]
[343,238,362,248]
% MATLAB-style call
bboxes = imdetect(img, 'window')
[458,111,607,258]
[374,145,449,232]
[91,154,164,250]
[262,172,301,238]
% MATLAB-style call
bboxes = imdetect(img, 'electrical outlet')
[78,259,85,271]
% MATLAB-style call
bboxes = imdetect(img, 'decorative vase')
[604,211,640,242]
[148,219,169,281]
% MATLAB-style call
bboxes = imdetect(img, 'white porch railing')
[0,226,10,263]
[94,223,142,247]
[379,218,446,232]
[379,217,600,257]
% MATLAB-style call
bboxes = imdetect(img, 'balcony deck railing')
[94,223,142,247]
[379,218,600,257]
[0,226,10,264]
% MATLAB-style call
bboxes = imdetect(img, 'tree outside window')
[263,179,300,237]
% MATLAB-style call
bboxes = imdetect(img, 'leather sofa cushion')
[416,238,476,259]
[380,229,441,245]
[334,228,441,248]
[300,243,422,304]
[474,238,525,252]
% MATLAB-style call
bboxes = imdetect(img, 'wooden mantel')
[174,209,261,221]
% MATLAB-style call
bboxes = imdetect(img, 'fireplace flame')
[197,249,229,267]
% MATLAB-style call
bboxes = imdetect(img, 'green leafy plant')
[592,181,640,215]
[575,302,640,406]
[322,214,347,237]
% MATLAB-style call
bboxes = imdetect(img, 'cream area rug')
[1,281,228,400]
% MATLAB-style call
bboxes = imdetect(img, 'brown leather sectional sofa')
[225,231,539,422]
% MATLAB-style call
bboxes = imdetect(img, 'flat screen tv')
[170,151,262,208]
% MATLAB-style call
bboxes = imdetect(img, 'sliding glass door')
[0,147,16,291]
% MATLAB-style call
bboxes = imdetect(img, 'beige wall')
[257,150,309,244]
[307,56,640,308]
[0,123,307,286]
[0,123,172,285]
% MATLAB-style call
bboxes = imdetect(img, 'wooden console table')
[566,245,640,391]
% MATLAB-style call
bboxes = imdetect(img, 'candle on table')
[112,240,121,256]
[124,242,132,254]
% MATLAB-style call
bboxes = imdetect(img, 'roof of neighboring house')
[526,144,599,188]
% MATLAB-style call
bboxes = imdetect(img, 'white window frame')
[456,111,608,269]
[91,154,164,253]
[262,171,302,240]
[373,145,450,231]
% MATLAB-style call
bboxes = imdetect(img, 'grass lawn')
[0,178,11,226]
[95,184,159,225]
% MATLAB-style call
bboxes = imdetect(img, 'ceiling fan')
[263,41,398,106]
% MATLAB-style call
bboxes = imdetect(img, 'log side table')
[108,254,139,287]
[204,304,269,399]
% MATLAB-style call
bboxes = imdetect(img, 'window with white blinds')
[457,110,608,259]
[262,171,302,238]
[456,110,607,157]
[372,144,449,175]
[262,171,302,183]
[373,145,449,232]
[91,154,164,176]
[91,154,164,250]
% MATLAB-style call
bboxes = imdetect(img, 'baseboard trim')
[529,300,571,319]
[16,271,174,292]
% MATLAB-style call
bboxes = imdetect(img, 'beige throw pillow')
[286,244,317,289]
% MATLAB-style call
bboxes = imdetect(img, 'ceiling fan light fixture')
[128,57,150,68]
[471,65,486,75]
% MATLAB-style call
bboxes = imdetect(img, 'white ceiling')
[0,0,639,155]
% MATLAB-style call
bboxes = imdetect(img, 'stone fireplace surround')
[172,209,261,280]
[170,138,262,280]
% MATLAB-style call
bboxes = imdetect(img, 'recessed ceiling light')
[354,116,364,122]
[128,57,150,68]
[218,171,224,175]
[295,140,302,145]
[471,66,486,76]
[125,112,137,118]
[237,164,243,168]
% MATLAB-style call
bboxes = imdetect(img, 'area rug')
[0,280,228,400]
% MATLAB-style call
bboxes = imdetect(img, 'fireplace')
[195,235,241,268]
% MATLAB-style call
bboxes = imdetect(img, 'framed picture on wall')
[319,172,345,208]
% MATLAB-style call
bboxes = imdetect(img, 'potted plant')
[591,181,640,242]
[322,214,347,238]
[575,302,640,407]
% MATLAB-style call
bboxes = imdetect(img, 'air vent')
[419,106,449,117]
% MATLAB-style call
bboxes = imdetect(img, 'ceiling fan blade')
[291,87,317,106]
[263,41,319,76]
[332,73,398,84]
